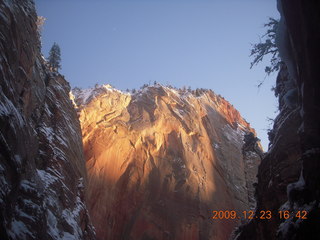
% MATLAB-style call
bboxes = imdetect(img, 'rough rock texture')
[233,64,303,240]
[74,85,262,240]
[0,1,95,239]
[234,1,320,239]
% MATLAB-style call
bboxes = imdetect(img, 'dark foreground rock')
[234,1,320,239]
[0,0,95,239]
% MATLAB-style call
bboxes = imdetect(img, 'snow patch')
[39,125,54,143]
[72,84,126,106]
[172,108,184,119]
[7,220,34,240]
[0,95,25,128]
[61,196,85,239]
[287,172,305,198]
[222,124,244,144]
[44,103,53,117]
[20,180,36,193]
[47,209,59,239]
[36,169,59,187]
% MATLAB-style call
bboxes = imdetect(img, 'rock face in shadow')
[234,1,320,239]
[233,65,303,240]
[74,85,262,240]
[0,1,95,239]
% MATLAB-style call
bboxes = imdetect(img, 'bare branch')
[250,17,281,83]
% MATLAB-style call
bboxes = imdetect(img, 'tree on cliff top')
[250,17,280,85]
[48,42,61,72]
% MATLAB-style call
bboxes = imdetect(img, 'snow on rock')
[74,83,261,240]
[72,83,126,108]
[235,1,320,238]
[7,220,35,240]
[0,0,95,239]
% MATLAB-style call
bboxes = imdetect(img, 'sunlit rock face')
[0,1,95,239]
[74,85,262,240]
[234,1,320,239]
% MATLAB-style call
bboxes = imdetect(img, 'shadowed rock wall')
[234,1,320,239]
[0,1,95,239]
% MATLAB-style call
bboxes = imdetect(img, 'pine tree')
[48,42,61,72]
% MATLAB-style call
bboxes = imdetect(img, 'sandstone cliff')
[74,84,262,240]
[234,1,320,239]
[0,1,95,239]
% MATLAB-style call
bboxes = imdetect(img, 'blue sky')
[35,0,279,150]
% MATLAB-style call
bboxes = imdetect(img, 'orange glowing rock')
[73,85,261,240]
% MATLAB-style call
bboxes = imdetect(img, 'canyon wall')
[74,85,262,240]
[234,0,320,239]
[0,1,95,239]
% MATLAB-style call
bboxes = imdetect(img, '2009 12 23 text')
[211,210,308,220]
